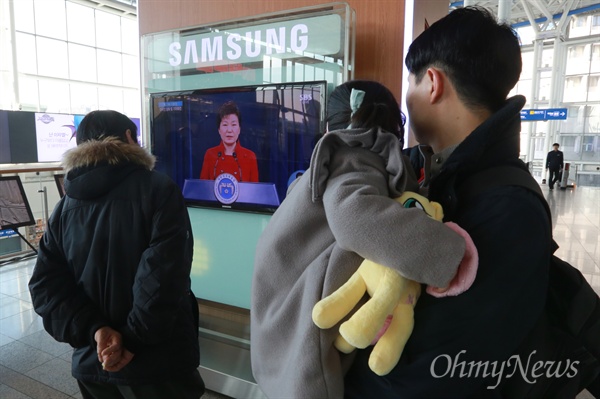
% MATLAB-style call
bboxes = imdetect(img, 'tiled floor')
[0,186,598,399]
[0,263,231,399]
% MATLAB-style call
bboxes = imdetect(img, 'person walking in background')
[546,142,564,190]
[29,110,205,399]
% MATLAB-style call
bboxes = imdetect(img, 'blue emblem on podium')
[214,173,239,204]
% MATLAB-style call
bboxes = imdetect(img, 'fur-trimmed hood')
[62,136,155,173]
[62,137,156,200]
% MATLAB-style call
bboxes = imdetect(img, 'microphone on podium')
[213,152,223,179]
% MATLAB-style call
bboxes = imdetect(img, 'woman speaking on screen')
[200,101,259,182]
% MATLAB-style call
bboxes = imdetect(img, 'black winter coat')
[546,150,564,171]
[29,138,199,385]
[345,96,552,398]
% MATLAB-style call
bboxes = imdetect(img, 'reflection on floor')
[0,186,598,398]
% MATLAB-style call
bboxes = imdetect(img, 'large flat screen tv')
[150,81,326,213]
[0,176,36,231]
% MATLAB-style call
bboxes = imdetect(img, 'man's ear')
[125,129,137,145]
[427,67,445,104]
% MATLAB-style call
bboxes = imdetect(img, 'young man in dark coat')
[546,142,564,189]
[29,110,205,399]
[344,7,557,397]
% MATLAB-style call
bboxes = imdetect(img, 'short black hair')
[405,6,522,112]
[216,101,242,128]
[327,80,405,141]
[76,110,137,145]
[552,143,560,147]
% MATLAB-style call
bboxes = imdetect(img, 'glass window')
[13,0,35,34]
[95,10,121,52]
[18,76,40,110]
[515,26,535,45]
[520,51,534,80]
[592,14,600,36]
[15,32,38,75]
[588,75,600,102]
[564,75,588,102]
[591,44,600,74]
[66,2,96,46]
[541,48,554,69]
[581,136,599,162]
[560,135,582,161]
[36,36,69,79]
[123,89,141,119]
[575,16,587,28]
[68,43,97,82]
[513,79,532,105]
[561,106,585,135]
[539,77,551,102]
[38,79,70,113]
[70,83,97,115]
[122,54,140,88]
[566,44,591,75]
[34,0,67,40]
[121,18,139,55]
[97,49,123,86]
[584,105,600,133]
[0,71,13,109]
[98,86,124,113]
[569,15,590,38]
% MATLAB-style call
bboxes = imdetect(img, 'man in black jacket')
[345,7,559,398]
[29,110,205,399]
[546,142,564,189]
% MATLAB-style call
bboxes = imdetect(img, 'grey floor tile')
[11,291,33,303]
[0,383,33,399]
[19,330,73,357]
[0,308,44,340]
[0,298,33,320]
[25,358,79,397]
[59,351,73,363]
[0,293,13,304]
[0,276,30,297]
[0,332,15,348]
[0,365,71,399]
[0,341,54,373]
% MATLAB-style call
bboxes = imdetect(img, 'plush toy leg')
[339,267,403,348]
[312,272,366,329]
[334,334,356,354]
[368,303,414,376]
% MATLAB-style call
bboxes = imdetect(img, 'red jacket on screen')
[200,142,259,182]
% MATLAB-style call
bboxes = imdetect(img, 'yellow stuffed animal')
[312,191,444,376]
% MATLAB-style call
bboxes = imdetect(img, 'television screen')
[54,174,65,198]
[0,110,37,164]
[0,176,36,231]
[150,81,326,213]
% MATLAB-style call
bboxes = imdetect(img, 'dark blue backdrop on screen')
[150,81,326,213]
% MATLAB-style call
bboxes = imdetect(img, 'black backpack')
[460,165,600,398]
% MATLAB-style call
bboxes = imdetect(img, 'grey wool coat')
[250,127,466,398]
